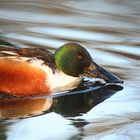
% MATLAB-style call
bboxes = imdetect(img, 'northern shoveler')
[0,42,123,97]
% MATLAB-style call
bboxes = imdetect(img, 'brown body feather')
[0,46,56,97]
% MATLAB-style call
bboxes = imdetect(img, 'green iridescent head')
[54,42,123,84]
[55,43,92,77]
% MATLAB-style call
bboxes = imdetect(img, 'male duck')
[0,43,123,97]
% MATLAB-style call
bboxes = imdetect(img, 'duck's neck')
[42,64,80,93]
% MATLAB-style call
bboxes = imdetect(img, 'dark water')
[0,0,140,140]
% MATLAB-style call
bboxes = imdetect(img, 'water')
[0,0,140,139]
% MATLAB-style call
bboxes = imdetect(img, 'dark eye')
[77,52,84,60]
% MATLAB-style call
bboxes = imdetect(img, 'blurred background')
[0,0,140,140]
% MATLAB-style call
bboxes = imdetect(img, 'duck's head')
[55,43,123,83]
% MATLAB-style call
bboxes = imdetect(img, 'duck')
[0,42,123,97]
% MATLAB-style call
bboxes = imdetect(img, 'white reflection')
[2,33,64,48]
[75,85,140,140]
[76,85,140,119]
[88,48,130,66]
[28,27,123,42]
[7,112,78,140]
[110,45,140,56]
[0,10,48,22]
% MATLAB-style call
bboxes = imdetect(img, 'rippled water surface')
[0,0,140,140]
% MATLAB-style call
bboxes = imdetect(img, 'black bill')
[83,62,124,84]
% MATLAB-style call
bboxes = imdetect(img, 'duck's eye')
[77,52,85,60]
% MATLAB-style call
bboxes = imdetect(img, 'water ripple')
[0,0,140,139]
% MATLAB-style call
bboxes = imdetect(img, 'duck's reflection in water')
[0,82,123,119]
[55,84,123,117]
[0,97,53,119]
[3,84,123,140]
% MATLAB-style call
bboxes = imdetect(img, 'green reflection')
[55,83,123,117]
[0,120,9,140]
[0,39,17,48]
